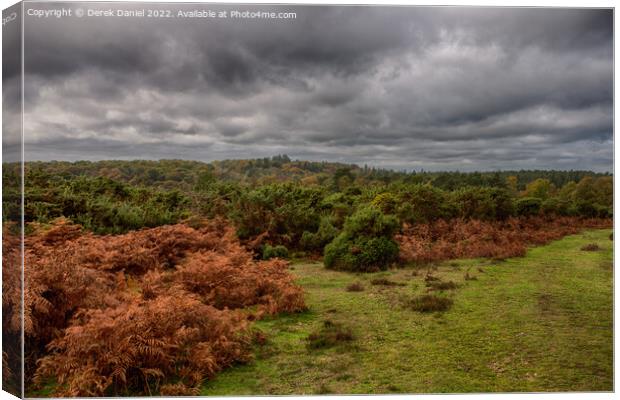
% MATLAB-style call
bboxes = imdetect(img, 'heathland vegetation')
[2,157,613,395]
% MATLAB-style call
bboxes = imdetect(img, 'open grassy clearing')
[201,229,613,394]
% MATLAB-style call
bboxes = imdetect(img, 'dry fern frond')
[13,219,305,396]
[396,216,611,264]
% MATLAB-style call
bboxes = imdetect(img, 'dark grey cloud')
[19,3,613,171]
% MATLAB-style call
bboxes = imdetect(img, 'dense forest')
[2,157,613,396]
[17,156,609,191]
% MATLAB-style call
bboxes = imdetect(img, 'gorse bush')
[342,205,399,238]
[5,220,306,396]
[300,217,338,252]
[515,197,542,216]
[355,237,400,267]
[23,175,190,234]
[371,192,399,214]
[319,192,357,227]
[324,206,399,272]
[7,162,613,250]
[262,244,289,260]
[451,187,515,221]
[398,184,451,224]
[230,184,325,247]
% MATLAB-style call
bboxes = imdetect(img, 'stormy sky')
[7,4,614,171]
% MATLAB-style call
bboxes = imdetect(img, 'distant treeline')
[3,158,613,266]
[18,156,609,191]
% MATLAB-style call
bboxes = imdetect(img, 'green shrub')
[300,217,338,252]
[262,244,289,260]
[31,176,192,234]
[541,197,575,216]
[515,197,542,216]
[575,201,598,218]
[398,184,450,224]
[324,234,358,270]
[594,204,613,218]
[598,205,613,218]
[324,206,399,272]
[231,184,324,245]
[300,231,315,250]
[541,198,559,215]
[342,206,399,238]
[356,237,400,268]
[451,187,496,220]
[371,192,398,214]
[450,187,513,220]
[490,188,515,220]
[320,192,356,227]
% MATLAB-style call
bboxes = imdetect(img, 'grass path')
[202,229,613,394]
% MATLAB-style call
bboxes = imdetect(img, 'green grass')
[201,229,613,394]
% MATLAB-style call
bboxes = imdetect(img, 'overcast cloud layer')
[8,4,613,171]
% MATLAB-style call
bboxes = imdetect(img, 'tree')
[506,175,518,196]
[593,176,613,208]
[524,178,555,200]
